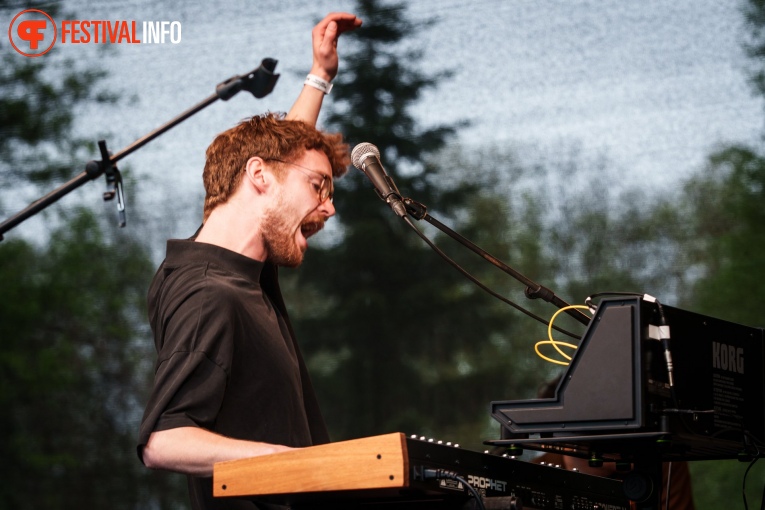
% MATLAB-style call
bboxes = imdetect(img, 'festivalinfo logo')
[8,8,182,57]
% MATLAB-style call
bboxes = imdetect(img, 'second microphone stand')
[0,58,280,241]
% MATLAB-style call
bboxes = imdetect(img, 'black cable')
[414,206,590,326]
[743,457,760,510]
[423,468,486,510]
[402,216,581,339]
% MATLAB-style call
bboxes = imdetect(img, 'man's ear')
[244,156,270,195]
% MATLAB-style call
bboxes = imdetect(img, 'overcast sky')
[2,0,762,241]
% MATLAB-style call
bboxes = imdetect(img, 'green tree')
[284,0,561,449]
[545,178,691,303]
[0,210,184,509]
[678,146,765,509]
[0,2,186,507]
[426,136,765,509]
[524,145,765,509]
[0,3,119,192]
[682,145,765,324]
[677,0,765,504]
[744,0,765,110]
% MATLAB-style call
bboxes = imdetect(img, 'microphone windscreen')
[351,142,380,169]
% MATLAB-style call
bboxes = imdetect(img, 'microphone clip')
[403,198,427,220]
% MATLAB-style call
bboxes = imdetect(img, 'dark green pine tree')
[0,211,182,510]
[679,146,765,510]
[286,0,548,447]
[691,0,765,327]
[682,146,765,326]
[659,1,765,506]
[0,1,185,507]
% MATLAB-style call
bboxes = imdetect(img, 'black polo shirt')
[138,240,328,509]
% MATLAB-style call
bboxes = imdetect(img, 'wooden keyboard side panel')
[213,432,409,498]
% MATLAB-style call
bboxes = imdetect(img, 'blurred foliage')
[0,210,185,509]
[679,146,765,507]
[285,0,765,507]
[1,0,764,508]
[684,0,765,505]
[0,1,186,507]
[744,0,765,103]
[683,146,765,325]
[284,0,587,451]
[0,2,118,190]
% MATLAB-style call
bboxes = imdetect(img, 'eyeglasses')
[266,158,334,203]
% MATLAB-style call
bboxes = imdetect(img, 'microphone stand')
[0,58,280,241]
[402,197,591,327]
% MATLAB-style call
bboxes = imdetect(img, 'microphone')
[351,143,407,218]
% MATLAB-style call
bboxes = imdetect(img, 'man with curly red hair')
[137,12,361,510]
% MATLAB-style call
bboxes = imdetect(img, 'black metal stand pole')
[0,58,280,241]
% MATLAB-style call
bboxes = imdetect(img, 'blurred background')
[1,0,764,508]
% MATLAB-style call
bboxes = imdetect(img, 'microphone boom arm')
[403,197,590,327]
[0,59,280,241]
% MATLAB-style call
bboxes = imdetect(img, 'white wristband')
[304,74,333,94]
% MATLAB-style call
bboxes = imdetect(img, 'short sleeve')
[137,266,239,461]
[142,351,229,434]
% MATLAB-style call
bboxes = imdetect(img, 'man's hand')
[310,12,363,81]
[286,12,362,125]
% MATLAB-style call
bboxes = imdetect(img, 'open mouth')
[300,220,324,239]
